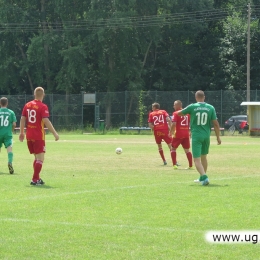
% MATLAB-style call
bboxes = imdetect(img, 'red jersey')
[21,99,49,140]
[171,110,190,138]
[148,109,169,131]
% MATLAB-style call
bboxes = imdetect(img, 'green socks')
[199,174,208,181]
[8,152,13,163]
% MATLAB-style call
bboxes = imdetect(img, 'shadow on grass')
[28,185,54,189]
[189,184,229,188]
[0,172,18,175]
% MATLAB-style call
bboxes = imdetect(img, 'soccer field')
[0,134,259,259]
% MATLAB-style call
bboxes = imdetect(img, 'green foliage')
[0,0,260,98]
[137,90,146,126]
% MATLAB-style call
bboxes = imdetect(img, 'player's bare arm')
[19,116,26,142]
[166,116,172,129]
[12,122,16,133]
[43,118,59,141]
[177,110,184,116]
[148,122,154,130]
[170,121,176,136]
[212,119,221,145]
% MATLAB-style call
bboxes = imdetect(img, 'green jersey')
[0,108,17,137]
[181,102,217,138]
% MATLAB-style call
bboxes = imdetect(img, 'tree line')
[0,0,259,96]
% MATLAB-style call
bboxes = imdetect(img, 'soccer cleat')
[8,163,14,174]
[163,161,167,165]
[185,166,195,170]
[30,178,45,186]
[173,165,178,170]
[194,179,200,183]
[202,178,209,186]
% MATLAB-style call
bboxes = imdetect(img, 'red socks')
[159,148,166,162]
[32,160,43,182]
[171,150,177,165]
[186,152,193,167]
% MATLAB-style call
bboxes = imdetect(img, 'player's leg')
[155,131,167,165]
[182,138,193,169]
[27,140,38,184]
[157,143,167,165]
[166,135,180,166]
[201,155,208,173]
[184,149,193,169]
[29,140,45,185]
[4,137,14,174]
[193,158,205,175]
[33,152,45,184]
[192,138,209,185]
[171,138,180,169]
[164,132,174,166]
[7,146,14,174]
[201,138,210,174]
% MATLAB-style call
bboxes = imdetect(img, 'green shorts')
[192,136,210,158]
[0,136,13,149]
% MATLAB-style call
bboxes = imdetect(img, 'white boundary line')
[0,218,201,233]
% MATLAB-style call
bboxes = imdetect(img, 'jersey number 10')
[196,112,208,125]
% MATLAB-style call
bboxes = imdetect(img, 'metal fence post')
[221,89,223,126]
[51,94,54,125]
[81,92,84,131]
[125,90,127,126]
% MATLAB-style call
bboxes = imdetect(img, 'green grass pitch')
[0,134,259,259]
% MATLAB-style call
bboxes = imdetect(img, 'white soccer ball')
[115,147,122,154]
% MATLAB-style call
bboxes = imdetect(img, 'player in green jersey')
[178,90,221,185]
[0,97,17,174]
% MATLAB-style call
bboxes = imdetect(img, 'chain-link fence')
[5,94,83,130]
[3,90,259,131]
[97,90,260,128]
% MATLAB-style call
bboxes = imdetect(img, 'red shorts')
[27,140,46,154]
[154,129,172,144]
[172,137,190,149]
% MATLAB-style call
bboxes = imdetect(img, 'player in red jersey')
[148,102,172,165]
[170,100,193,169]
[19,87,59,185]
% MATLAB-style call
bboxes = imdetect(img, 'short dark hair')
[0,97,8,107]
